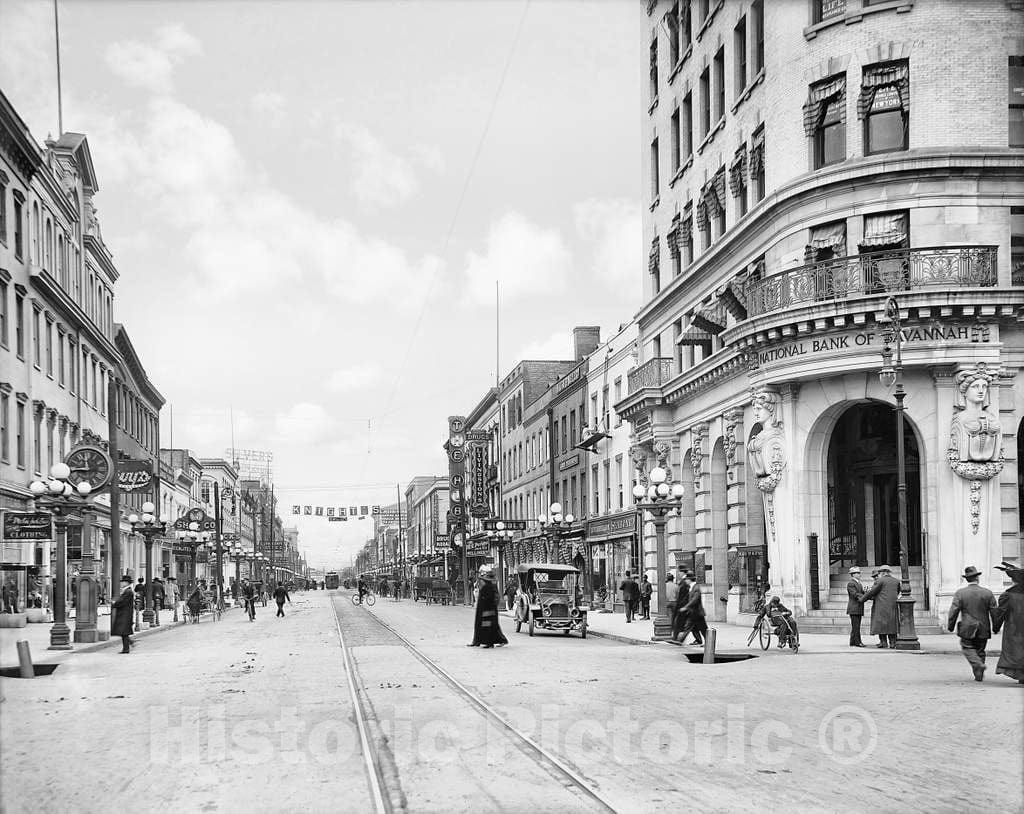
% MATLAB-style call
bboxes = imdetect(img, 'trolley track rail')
[330,591,620,814]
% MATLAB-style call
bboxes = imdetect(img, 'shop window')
[1010,57,1024,148]
[804,74,846,168]
[860,60,909,155]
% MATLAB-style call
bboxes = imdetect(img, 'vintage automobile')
[513,563,588,638]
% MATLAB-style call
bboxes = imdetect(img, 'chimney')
[573,326,601,362]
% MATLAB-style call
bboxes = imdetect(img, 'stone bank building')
[618,0,1024,629]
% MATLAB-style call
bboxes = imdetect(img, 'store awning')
[860,212,907,248]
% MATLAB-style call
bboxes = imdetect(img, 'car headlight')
[543,606,551,617]
[571,607,581,618]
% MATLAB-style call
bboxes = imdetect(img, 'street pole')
[142,533,154,625]
[654,515,667,617]
[49,517,72,649]
[107,376,121,597]
[214,481,224,610]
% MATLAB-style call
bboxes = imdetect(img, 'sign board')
[117,460,154,494]
[172,509,215,533]
[469,440,490,518]
[482,519,527,531]
[586,511,636,542]
[2,511,54,541]
[465,538,491,556]
[375,509,400,526]
[327,516,348,522]
[558,454,581,472]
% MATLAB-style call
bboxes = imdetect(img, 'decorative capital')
[724,409,743,468]
[690,422,709,484]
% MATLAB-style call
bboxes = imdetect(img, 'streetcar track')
[330,591,620,814]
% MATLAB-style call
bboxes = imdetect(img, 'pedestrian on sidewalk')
[152,578,165,626]
[993,561,1024,684]
[167,577,180,622]
[186,583,203,623]
[948,565,997,682]
[111,575,135,654]
[664,574,679,629]
[847,566,866,647]
[241,578,257,621]
[2,580,18,613]
[640,574,653,620]
[467,568,508,648]
[133,577,146,631]
[273,582,291,617]
[619,571,639,623]
[504,579,517,611]
[860,563,899,648]
[676,573,707,646]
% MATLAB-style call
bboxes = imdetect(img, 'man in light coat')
[948,565,997,682]
[846,566,866,647]
[859,564,900,648]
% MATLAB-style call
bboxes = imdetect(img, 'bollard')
[703,628,717,664]
[16,640,35,678]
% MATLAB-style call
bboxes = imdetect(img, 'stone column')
[690,422,712,607]
[724,409,745,620]
[775,383,804,612]
[931,366,959,611]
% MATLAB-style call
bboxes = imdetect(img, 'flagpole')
[54,0,63,135]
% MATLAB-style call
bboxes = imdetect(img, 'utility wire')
[358,0,531,482]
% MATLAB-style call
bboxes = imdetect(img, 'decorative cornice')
[32,399,45,414]
[0,382,11,395]
[15,391,28,403]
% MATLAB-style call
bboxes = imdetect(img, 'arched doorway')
[826,402,922,574]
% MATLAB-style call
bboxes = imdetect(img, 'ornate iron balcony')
[627,357,674,395]
[746,245,998,318]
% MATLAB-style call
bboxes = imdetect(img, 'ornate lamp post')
[29,464,93,650]
[229,543,245,601]
[878,295,920,650]
[176,522,209,589]
[486,521,516,592]
[632,466,685,625]
[128,501,168,626]
[537,503,575,563]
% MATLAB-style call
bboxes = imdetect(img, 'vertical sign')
[467,429,490,519]
[447,416,470,606]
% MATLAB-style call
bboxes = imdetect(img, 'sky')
[0,0,644,568]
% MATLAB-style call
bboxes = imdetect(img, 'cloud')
[512,330,572,363]
[410,143,445,173]
[463,212,572,306]
[326,364,385,393]
[104,24,200,94]
[573,198,642,288]
[251,91,287,123]
[272,403,338,447]
[336,124,419,209]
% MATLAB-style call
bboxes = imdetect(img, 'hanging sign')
[117,460,154,494]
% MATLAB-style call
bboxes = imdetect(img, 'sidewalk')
[0,605,231,668]
[499,605,1003,656]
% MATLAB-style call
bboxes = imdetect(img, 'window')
[602,385,609,428]
[734,16,747,97]
[604,461,611,512]
[649,236,661,294]
[751,0,764,74]
[616,458,624,509]
[1009,57,1024,147]
[0,174,6,246]
[860,211,908,253]
[699,170,727,242]
[670,107,681,173]
[570,409,577,446]
[750,125,766,202]
[699,67,711,138]
[58,331,65,386]
[0,393,8,462]
[44,220,52,271]
[68,341,76,393]
[33,409,41,474]
[669,216,683,277]
[804,74,846,168]
[649,38,659,102]
[713,47,725,121]
[0,278,7,348]
[860,61,909,154]
[12,293,21,357]
[681,0,692,49]
[860,211,909,291]
[46,417,53,471]
[32,307,40,368]
[698,0,709,22]
[729,146,748,218]
[1012,207,1024,286]
[592,464,600,514]
[561,416,567,451]
[16,401,25,467]
[45,317,53,377]
[812,0,846,23]
[613,378,622,426]
[201,480,211,503]
[31,203,39,265]
[806,220,848,263]
[650,136,660,200]
[570,476,577,518]
[13,194,23,259]
[682,92,693,160]
[667,3,680,67]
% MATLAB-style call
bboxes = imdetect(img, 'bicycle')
[746,608,799,652]
[351,591,376,607]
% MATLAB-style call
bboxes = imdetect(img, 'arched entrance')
[826,402,922,573]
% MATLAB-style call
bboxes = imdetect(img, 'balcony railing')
[746,245,998,318]
[628,357,674,395]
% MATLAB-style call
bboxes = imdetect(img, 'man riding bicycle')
[755,595,799,648]
[357,577,368,604]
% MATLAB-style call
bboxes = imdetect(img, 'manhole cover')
[683,653,758,664]
[0,664,60,678]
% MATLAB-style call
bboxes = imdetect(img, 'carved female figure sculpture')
[747,388,786,491]
[949,367,1002,464]
[948,363,1004,535]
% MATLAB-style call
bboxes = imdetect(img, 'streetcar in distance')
[325,572,340,590]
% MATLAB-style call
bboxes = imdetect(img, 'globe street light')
[177,523,209,589]
[29,464,93,649]
[878,296,920,650]
[633,466,685,623]
[538,503,576,564]
[128,501,168,627]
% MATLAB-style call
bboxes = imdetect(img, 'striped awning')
[803,74,846,136]
[859,212,907,248]
[858,61,909,119]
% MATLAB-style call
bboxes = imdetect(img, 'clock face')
[65,445,113,490]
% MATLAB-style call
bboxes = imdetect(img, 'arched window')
[57,233,65,287]
[32,202,40,264]
[44,219,52,271]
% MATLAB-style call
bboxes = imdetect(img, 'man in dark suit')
[846,566,866,647]
[860,564,900,648]
[678,573,706,646]
[619,571,639,623]
[948,565,998,682]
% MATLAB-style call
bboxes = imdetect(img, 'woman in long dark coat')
[111,577,135,653]
[993,562,1024,684]
[467,569,508,648]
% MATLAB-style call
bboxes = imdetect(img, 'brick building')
[618,0,1024,631]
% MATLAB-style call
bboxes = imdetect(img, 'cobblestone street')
[2,590,1020,813]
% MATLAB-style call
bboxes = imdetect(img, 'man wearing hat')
[859,564,900,648]
[110,575,136,654]
[846,566,867,647]
[947,565,997,681]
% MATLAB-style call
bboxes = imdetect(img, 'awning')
[803,74,846,135]
[690,301,726,334]
[858,61,909,119]
[860,212,907,248]
[805,221,847,262]
[728,146,747,196]
[676,324,714,346]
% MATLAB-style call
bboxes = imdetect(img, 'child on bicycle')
[755,595,799,648]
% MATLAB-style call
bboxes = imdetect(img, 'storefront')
[585,510,639,610]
